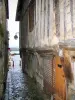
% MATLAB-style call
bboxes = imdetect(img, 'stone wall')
[0,0,8,98]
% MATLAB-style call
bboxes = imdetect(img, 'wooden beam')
[59,45,75,51]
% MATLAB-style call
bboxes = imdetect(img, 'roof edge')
[5,0,9,19]
[16,0,31,21]
[15,0,24,21]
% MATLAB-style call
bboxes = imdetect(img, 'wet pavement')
[5,55,29,100]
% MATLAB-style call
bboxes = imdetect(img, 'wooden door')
[54,56,66,100]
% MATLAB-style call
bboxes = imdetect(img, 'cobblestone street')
[5,55,29,100]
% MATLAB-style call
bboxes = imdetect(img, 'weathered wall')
[21,51,44,89]
[0,0,8,98]
[0,1,4,97]
[18,0,75,99]
[20,0,75,50]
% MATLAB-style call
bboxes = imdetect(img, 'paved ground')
[5,55,29,100]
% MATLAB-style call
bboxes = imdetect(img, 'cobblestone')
[5,56,29,100]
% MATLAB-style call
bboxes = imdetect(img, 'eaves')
[4,0,9,19]
[16,0,31,21]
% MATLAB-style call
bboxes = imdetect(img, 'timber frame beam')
[59,45,75,51]
[19,47,56,58]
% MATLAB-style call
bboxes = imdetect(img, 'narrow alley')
[5,54,29,100]
[1,0,75,100]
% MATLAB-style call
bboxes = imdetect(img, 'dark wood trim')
[16,0,31,21]
[4,0,9,18]
[19,47,56,57]
[59,45,75,51]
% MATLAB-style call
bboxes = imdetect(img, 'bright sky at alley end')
[8,0,19,48]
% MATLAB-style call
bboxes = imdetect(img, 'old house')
[0,0,9,98]
[16,0,75,99]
